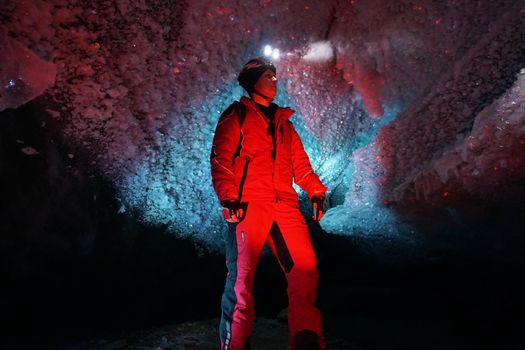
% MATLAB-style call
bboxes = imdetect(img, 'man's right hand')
[221,200,246,223]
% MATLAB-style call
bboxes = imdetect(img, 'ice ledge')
[0,34,56,111]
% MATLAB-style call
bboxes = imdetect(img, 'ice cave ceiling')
[1,0,524,249]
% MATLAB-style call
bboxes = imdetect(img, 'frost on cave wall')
[322,2,525,235]
[1,0,523,249]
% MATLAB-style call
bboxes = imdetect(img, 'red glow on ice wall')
[2,0,524,245]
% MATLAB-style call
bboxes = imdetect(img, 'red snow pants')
[219,201,325,350]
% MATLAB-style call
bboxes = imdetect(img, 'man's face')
[253,69,277,99]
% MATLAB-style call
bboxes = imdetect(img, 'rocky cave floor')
[4,218,525,350]
[64,262,525,350]
[3,191,524,350]
[43,219,525,350]
[72,317,352,350]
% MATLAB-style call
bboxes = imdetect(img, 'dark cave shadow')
[307,200,525,350]
[0,102,226,349]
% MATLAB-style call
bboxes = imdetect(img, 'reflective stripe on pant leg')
[221,202,274,350]
[220,222,238,350]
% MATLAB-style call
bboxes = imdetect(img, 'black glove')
[311,195,325,222]
[221,199,247,223]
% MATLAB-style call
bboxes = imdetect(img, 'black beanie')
[237,57,276,93]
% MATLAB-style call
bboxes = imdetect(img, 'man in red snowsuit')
[211,58,327,350]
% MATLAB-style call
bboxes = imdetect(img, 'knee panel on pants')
[269,221,294,273]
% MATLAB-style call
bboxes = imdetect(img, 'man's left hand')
[311,195,325,221]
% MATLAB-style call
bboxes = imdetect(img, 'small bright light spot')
[264,45,272,57]
[263,45,280,60]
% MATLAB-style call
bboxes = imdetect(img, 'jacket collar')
[240,96,295,125]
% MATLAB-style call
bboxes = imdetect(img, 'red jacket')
[211,96,327,205]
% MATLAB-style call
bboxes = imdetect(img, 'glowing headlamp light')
[263,45,280,60]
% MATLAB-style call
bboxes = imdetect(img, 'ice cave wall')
[386,7,525,205]
[340,2,525,207]
[1,0,524,248]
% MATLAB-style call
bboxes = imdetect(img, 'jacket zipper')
[237,155,250,201]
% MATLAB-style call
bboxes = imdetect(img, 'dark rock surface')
[72,318,355,350]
